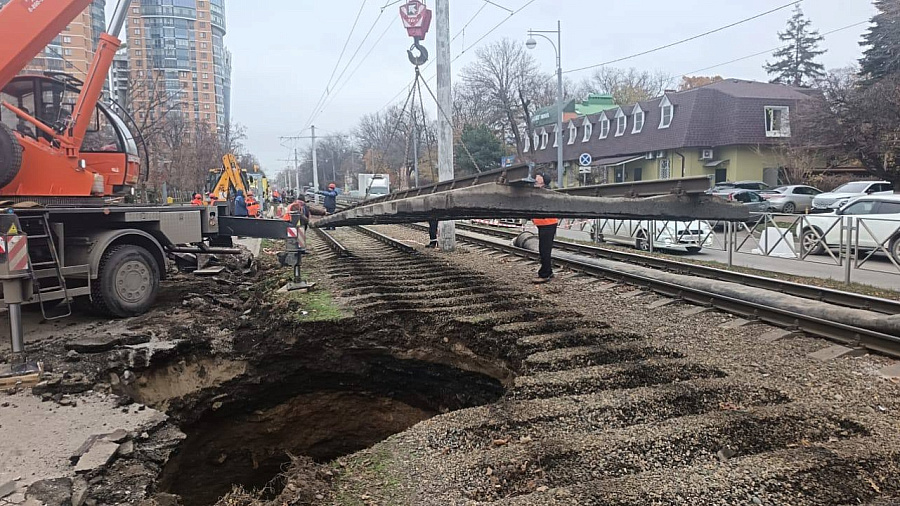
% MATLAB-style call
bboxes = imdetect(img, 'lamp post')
[527,20,564,188]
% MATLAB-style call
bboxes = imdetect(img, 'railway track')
[399,222,900,360]
[308,227,900,506]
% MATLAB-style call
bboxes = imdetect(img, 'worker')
[234,189,249,217]
[283,196,310,229]
[272,189,281,204]
[190,193,203,206]
[317,183,341,231]
[531,174,558,283]
[428,219,439,249]
[246,192,260,218]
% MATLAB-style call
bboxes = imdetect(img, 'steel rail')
[396,224,900,359]
[355,225,418,255]
[314,228,351,258]
[449,222,900,316]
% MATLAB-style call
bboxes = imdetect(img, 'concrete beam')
[317,183,748,227]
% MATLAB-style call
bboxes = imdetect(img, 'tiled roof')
[530,80,813,164]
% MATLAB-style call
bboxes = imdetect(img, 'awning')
[595,155,646,167]
[704,159,730,168]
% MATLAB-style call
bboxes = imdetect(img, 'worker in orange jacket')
[531,173,558,283]
[190,193,203,206]
[246,193,260,218]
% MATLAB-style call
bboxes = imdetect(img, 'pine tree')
[764,6,826,87]
[859,0,900,83]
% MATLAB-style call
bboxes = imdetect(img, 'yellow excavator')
[207,154,263,217]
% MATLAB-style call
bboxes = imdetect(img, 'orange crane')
[0,0,138,197]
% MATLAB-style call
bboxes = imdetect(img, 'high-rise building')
[126,0,231,131]
[110,47,131,106]
[0,0,107,83]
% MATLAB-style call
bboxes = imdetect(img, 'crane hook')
[407,39,428,66]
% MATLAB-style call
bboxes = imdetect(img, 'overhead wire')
[563,0,803,75]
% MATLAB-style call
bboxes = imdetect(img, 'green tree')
[860,0,900,83]
[454,124,503,176]
[764,5,826,86]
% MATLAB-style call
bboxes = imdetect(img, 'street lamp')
[526,21,564,188]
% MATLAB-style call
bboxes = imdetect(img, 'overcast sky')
[222,0,877,177]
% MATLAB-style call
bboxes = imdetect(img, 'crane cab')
[0,73,141,197]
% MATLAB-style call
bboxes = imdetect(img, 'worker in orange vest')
[282,196,310,229]
[531,173,558,283]
[190,193,203,206]
[246,192,260,218]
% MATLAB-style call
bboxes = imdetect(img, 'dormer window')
[553,126,559,148]
[632,105,644,134]
[659,96,673,129]
[539,128,548,150]
[567,121,577,145]
[523,134,530,153]
[599,116,610,139]
[533,131,539,151]
[614,108,627,137]
[582,118,592,142]
[765,106,791,137]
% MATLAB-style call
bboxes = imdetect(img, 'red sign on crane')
[399,0,432,41]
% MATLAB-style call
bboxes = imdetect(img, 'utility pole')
[311,125,320,204]
[293,148,301,197]
[435,0,455,251]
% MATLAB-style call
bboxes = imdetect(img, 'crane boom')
[0,0,95,90]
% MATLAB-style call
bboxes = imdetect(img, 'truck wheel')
[0,122,23,189]
[91,245,160,317]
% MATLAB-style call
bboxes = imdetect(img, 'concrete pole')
[555,20,564,189]
[435,0,456,251]
[294,148,301,196]
[311,125,320,204]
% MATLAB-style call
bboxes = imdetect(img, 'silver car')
[811,181,894,211]
[764,185,823,214]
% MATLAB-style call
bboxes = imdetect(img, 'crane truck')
[0,0,293,358]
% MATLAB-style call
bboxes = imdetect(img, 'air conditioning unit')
[655,150,666,159]
[646,152,654,160]
[700,149,714,160]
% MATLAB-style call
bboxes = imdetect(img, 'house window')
[63,36,72,43]
[552,126,559,148]
[599,117,610,139]
[540,128,548,150]
[533,131,539,151]
[614,109,627,137]
[659,96,673,129]
[567,122,577,145]
[765,106,791,137]
[632,105,644,134]
[133,28,140,35]
[659,158,671,179]
[524,134,530,153]
[582,119,592,142]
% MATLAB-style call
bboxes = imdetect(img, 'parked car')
[800,195,900,263]
[597,219,713,254]
[708,180,771,195]
[724,189,770,213]
[810,181,894,212]
[763,185,823,214]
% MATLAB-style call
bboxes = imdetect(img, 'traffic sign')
[578,153,592,167]
[578,167,592,174]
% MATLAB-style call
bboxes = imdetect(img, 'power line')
[563,0,803,74]
[681,20,869,76]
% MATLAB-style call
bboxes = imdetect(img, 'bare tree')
[580,67,674,105]
[678,75,724,91]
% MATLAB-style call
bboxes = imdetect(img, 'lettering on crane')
[23,0,45,13]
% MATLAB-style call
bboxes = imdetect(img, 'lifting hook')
[407,38,428,66]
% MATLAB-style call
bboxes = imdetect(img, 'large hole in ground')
[143,343,508,506]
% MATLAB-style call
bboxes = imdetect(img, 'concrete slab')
[808,345,867,362]
[758,329,798,343]
[648,298,676,310]
[73,440,119,474]
[233,237,262,256]
[878,364,900,379]
[720,318,753,329]
[681,306,712,317]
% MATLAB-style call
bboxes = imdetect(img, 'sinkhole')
[133,339,509,506]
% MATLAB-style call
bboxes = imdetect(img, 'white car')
[597,219,713,253]
[811,181,893,212]
[801,195,900,263]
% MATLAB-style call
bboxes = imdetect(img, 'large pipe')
[9,303,23,355]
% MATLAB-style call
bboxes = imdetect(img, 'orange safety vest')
[532,218,559,226]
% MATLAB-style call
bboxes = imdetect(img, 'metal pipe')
[106,0,133,39]
[9,303,24,355]
[844,217,853,284]
[555,20,564,189]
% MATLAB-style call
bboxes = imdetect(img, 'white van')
[597,219,713,253]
